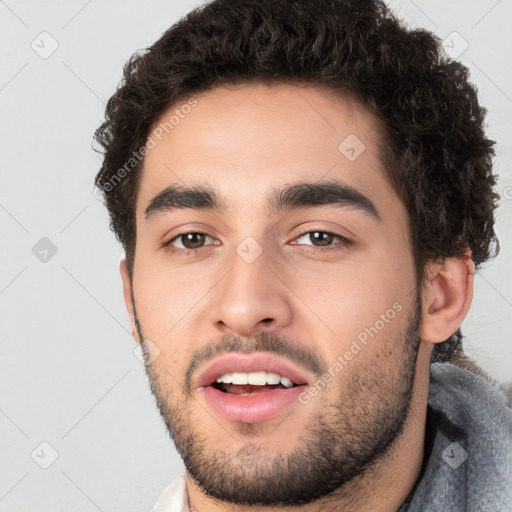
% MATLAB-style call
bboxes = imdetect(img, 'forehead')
[137,82,397,218]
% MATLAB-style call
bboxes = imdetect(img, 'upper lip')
[195,353,312,388]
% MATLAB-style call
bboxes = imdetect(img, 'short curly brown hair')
[93,0,500,287]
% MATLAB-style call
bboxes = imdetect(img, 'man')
[93,0,512,510]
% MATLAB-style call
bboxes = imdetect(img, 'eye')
[164,232,216,252]
[162,229,352,256]
[292,230,352,251]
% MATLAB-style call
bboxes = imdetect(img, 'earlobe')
[120,258,139,343]
[420,250,474,343]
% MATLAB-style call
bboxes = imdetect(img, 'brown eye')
[180,233,206,249]
[166,232,213,250]
[309,231,335,246]
[292,230,353,253]
[296,231,340,247]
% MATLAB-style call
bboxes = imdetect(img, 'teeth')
[216,374,233,384]
[232,372,247,385]
[265,372,281,385]
[215,371,296,388]
[280,376,294,388]
[247,371,267,385]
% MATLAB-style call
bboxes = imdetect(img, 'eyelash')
[162,229,353,256]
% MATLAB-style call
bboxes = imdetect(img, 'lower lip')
[201,385,307,423]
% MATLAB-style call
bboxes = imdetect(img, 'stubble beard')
[134,294,422,507]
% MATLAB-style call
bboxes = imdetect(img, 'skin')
[120,83,475,511]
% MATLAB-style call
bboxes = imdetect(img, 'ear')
[120,258,140,344]
[420,249,475,343]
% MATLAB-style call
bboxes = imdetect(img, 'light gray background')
[1,1,511,510]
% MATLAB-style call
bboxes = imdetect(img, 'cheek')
[133,269,196,381]
[300,246,414,348]
[132,257,206,340]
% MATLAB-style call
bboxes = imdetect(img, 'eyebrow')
[145,183,225,219]
[144,179,381,221]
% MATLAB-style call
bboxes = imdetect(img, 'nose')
[211,244,293,337]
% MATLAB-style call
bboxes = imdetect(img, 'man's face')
[126,83,422,506]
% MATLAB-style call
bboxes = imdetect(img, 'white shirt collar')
[151,474,189,512]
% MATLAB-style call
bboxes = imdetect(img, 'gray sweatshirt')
[398,360,512,511]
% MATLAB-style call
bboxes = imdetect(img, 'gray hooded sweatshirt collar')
[398,360,512,511]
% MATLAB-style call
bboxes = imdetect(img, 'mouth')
[202,379,308,423]
[196,354,310,390]
[195,354,312,423]
[209,371,301,395]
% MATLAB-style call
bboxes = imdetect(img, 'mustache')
[131,291,327,392]
[184,331,328,396]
